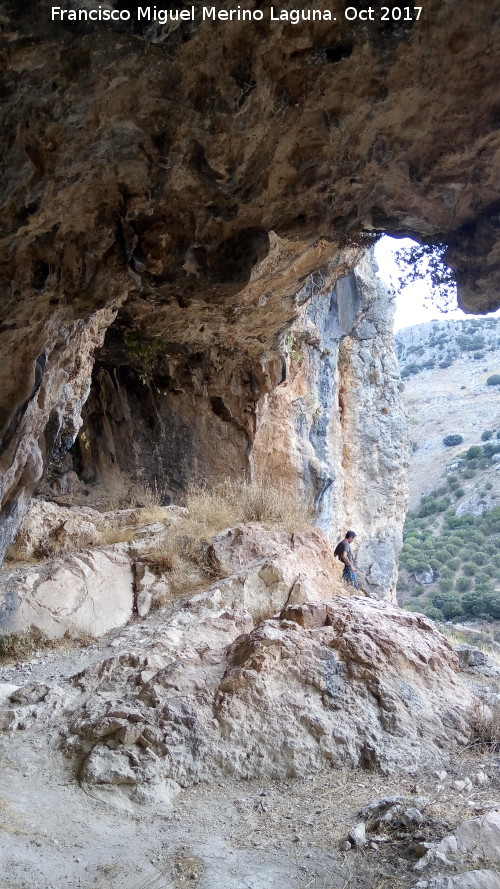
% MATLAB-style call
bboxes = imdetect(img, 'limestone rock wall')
[0,303,123,560]
[65,254,408,598]
[252,255,409,598]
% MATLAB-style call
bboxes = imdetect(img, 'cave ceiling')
[1,0,500,340]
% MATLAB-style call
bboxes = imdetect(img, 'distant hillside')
[395,318,500,624]
[395,318,500,509]
[395,316,500,374]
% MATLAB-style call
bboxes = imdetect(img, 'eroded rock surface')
[0,545,135,639]
[0,512,347,637]
[1,588,473,810]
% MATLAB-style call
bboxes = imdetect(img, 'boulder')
[208,524,345,611]
[133,561,171,617]
[456,647,489,669]
[8,500,103,559]
[455,811,500,865]
[59,596,473,794]
[0,545,134,639]
[7,499,187,562]
[415,567,434,585]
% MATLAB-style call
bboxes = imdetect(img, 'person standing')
[334,530,359,588]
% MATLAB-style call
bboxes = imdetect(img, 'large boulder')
[455,811,500,865]
[34,596,474,805]
[208,524,345,613]
[0,545,134,639]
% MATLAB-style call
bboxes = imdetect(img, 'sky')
[374,236,500,332]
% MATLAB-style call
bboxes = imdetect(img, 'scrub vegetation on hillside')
[398,435,500,622]
[396,317,500,379]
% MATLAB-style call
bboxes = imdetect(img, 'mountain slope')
[395,318,500,623]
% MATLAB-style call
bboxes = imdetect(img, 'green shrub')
[475,572,491,587]
[446,544,460,557]
[466,446,483,460]
[463,468,476,479]
[438,577,454,592]
[483,442,500,458]
[482,430,493,441]
[415,561,432,574]
[418,500,439,517]
[444,526,470,540]
[424,605,444,621]
[487,374,500,386]
[440,567,454,580]
[463,589,500,620]
[448,557,461,571]
[444,514,474,530]
[433,486,448,497]
[443,434,464,447]
[430,592,464,619]
[435,548,453,562]
[456,575,473,592]
[462,547,478,561]
[462,563,476,576]
[401,363,421,378]
[455,488,465,498]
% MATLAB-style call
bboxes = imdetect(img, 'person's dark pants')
[342,566,359,589]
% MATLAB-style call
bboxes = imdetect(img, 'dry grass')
[0,627,53,662]
[139,479,313,603]
[0,627,95,664]
[183,479,313,537]
[84,481,167,512]
[469,699,500,753]
[4,540,39,566]
[98,527,137,546]
[4,489,172,565]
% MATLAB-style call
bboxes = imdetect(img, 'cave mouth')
[375,236,500,332]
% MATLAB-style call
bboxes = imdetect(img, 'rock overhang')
[0,0,499,562]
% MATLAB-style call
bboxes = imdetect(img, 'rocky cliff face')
[61,255,407,598]
[1,0,499,567]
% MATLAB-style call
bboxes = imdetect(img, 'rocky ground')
[1,504,500,889]
[1,605,500,889]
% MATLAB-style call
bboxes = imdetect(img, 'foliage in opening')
[394,242,456,312]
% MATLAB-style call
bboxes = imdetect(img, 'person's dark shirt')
[334,539,353,565]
